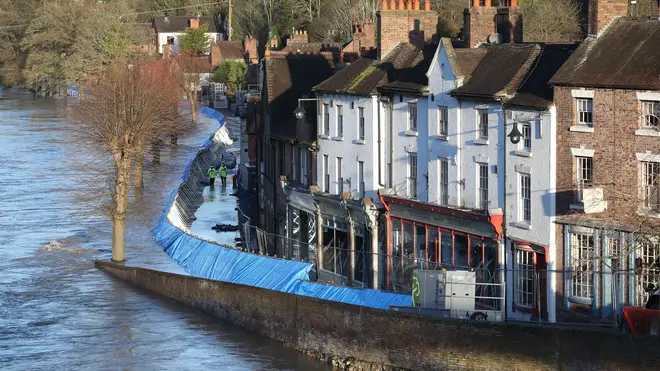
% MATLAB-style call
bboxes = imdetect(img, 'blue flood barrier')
[153,108,412,310]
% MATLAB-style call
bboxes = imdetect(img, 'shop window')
[427,228,439,268]
[416,225,426,265]
[454,234,469,268]
[635,240,660,307]
[440,231,452,266]
[514,248,535,308]
[354,229,365,285]
[569,232,594,299]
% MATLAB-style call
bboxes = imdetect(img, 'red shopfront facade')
[379,194,503,294]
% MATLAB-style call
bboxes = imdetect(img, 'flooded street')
[0,90,330,371]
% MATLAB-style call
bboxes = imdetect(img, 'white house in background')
[426,39,575,322]
[153,16,223,55]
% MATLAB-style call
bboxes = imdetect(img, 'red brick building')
[550,1,660,320]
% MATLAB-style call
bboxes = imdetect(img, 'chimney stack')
[190,17,200,29]
[244,36,259,64]
[464,0,497,48]
[162,44,170,59]
[377,0,437,59]
[588,0,629,37]
[210,41,220,67]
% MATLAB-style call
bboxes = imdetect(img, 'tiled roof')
[313,43,425,96]
[378,44,437,95]
[281,42,345,63]
[451,44,541,99]
[153,16,219,33]
[551,18,660,90]
[265,53,334,139]
[506,44,577,109]
[216,41,244,60]
[453,49,487,78]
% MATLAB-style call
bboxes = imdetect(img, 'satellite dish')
[488,33,503,44]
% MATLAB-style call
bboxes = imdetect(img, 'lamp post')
[294,98,322,121]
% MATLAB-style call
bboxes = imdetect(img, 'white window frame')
[438,105,448,137]
[575,156,593,203]
[336,105,343,137]
[521,122,532,152]
[641,161,660,211]
[635,239,660,306]
[569,232,594,299]
[336,157,343,194]
[408,103,418,132]
[357,160,365,198]
[323,103,330,136]
[514,247,535,308]
[408,153,418,199]
[576,98,593,127]
[439,159,449,206]
[641,100,659,129]
[477,109,488,138]
[478,163,488,209]
[520,173,531,224]
[323,155,329,193]
[358,106,365,141]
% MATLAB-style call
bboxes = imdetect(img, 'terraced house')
[550,1,660,321]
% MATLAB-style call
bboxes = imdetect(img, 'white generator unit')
[409,269,504,322]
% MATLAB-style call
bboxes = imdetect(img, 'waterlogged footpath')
[0,90,330,371]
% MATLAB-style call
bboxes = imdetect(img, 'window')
[575,156,593,202]
[607,237,621,271]
[521,122,532,151]
[408,103,417,131]
[514,248,534,308]
[520,174,531,224]
[300,148,308,186]
[635,240,660,306]
[408,153,417,199]
[570,233,594,299]
[642,161,660,210]
[291,148,297,181]
[358,107,365,141]
[323,103,330,136]
[323,155,329,192]
[641,101,659,129]
[439,159,449,206]
[438,106,448,136]
[336,105,343,137]
[336,157,343,194]
[478,163,488,209]
[477,109,488,138]
[358,161,365,198]
[166,36,175,45]
[576,98,593,127]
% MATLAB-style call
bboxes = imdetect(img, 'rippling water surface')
[0,90,330,371]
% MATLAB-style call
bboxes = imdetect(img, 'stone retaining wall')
[96,260,660,371]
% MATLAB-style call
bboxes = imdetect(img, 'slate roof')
[313,43,427,96]
[265,53,335,139]
[551,18,660,90]
[378,44,437,95]
[153,16,219,33]
[281,42,345,63]
[506,44,577,109]
[216,41,244,60]
[451,44,541,99]
[453,49,487,78]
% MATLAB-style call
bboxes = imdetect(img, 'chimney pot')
[485,0,492,7]
[390,0,397,10]
[424,0,431,10]
[472,0,479,6]
[413,0,421,10]
[398,0,405,10]
[406,0,413,10]
[510,0,518,6]
[382,0,389,10]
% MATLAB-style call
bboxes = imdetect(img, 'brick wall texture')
[97,261,660,371]
[464,7,497,48]
[378,10,438,58]
[588,0,629,36]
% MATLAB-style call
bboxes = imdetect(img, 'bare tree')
[521,0,583,43]
[68,58,182,262]
[172,52,210,121]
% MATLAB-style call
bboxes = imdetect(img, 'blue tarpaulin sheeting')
[152,108,412,310]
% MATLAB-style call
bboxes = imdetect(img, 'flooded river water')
[0,90,330,371]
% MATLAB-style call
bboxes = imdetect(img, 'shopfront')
[284,185,318,264]
[380,193,503,299]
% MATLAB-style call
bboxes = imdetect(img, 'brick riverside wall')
[96,260,660,371]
